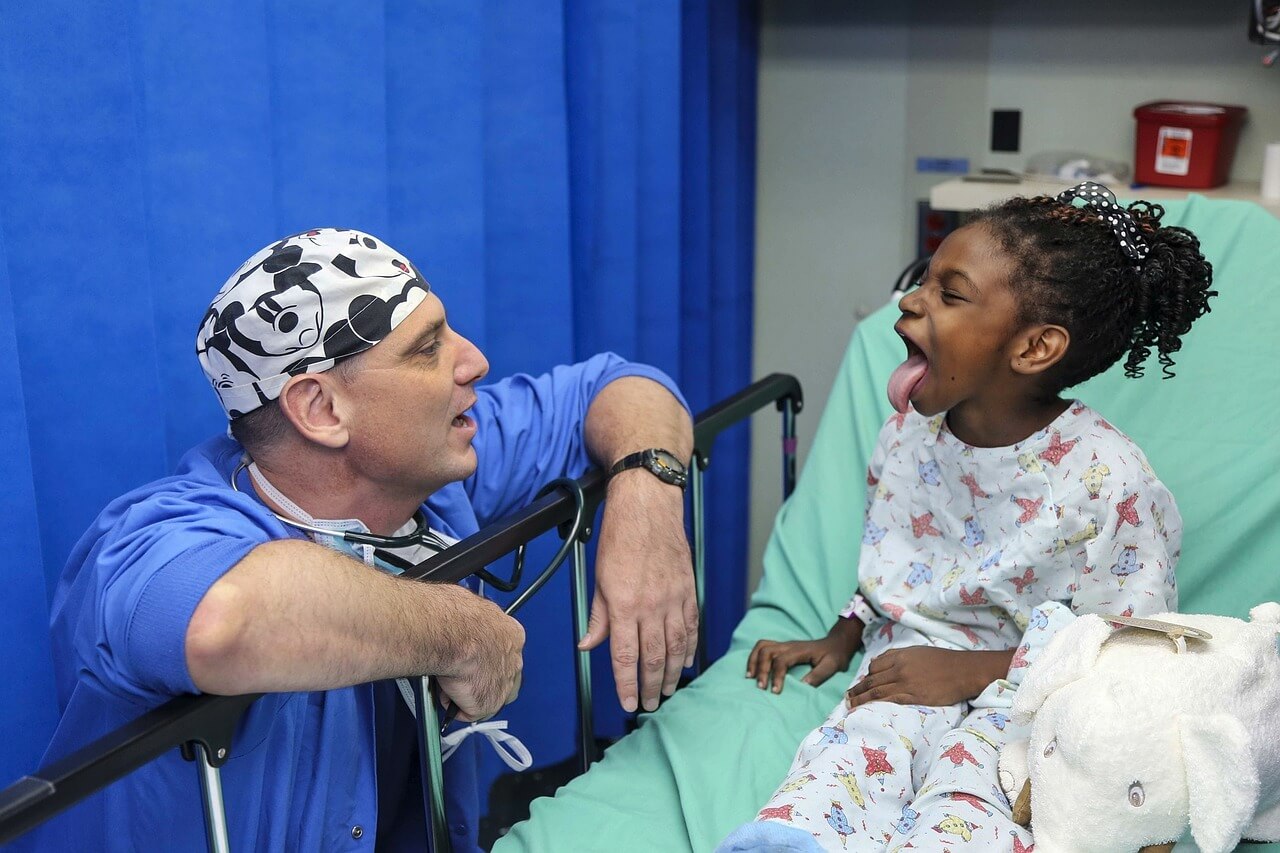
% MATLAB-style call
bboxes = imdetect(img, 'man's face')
[335,292,489,496]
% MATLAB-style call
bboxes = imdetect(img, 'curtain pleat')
[0,225,57,785]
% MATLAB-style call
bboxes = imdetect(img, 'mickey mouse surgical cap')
[196,228,429,419]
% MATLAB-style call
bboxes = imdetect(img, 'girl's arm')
[845,646,1014,709]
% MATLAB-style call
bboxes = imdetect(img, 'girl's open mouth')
[887,335,930,414]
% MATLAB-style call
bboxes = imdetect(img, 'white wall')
[748,1,912,588]
[748,0,1280,596]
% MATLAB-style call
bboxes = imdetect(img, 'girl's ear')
[1011,324,1070,376]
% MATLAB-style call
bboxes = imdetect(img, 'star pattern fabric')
[841,402,1179,650]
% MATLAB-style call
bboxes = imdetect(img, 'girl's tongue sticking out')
[887,350,929,414]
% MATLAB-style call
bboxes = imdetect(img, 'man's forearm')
[583,376,693,470]
[579,374,698,711]
[186,539,493,694]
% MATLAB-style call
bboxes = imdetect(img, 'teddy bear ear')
[1011,614,1112,723]
[1181,714,1258,853]
[1249,602,1280,626]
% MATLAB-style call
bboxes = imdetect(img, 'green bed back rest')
[496,197,1280,852]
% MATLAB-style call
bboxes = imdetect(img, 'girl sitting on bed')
[721,183,1215,853]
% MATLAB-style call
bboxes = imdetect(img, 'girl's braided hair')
[968,196,1216,393]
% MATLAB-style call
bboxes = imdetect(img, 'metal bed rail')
[0,372,803,852]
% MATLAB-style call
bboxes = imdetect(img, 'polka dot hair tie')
[1054,180,1150,266]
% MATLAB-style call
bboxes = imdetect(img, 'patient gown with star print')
[747,402,1179,851]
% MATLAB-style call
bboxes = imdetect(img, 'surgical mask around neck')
[247,461,431,573]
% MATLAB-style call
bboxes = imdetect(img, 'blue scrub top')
[21,355,685,853]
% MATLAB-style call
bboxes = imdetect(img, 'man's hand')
[747,616,864,693]
[579,374,695,713]
[436,597,526,721]
[844,646,1015,710]
[579,470,698,713]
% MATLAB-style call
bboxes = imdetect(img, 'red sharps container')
[1133,101,1248,189]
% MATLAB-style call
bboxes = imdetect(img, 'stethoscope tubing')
[230,459,451,552]
[229,457,587,733]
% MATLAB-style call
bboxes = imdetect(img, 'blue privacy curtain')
[0,0,757,799]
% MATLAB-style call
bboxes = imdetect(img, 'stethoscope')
[229,455,587,730]
[229,458,454,571]
[228,458,585,602]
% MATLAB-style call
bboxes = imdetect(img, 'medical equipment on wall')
[1250,0,1280,66]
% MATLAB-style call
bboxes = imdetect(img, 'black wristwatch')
[608,448,689,490]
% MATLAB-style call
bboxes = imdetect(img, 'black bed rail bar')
[0,692,258,848]
[687,372,802,670]
[0,372,803,852]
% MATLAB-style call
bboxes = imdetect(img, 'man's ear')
[1010,324,1070,376]
[278,374,350,449]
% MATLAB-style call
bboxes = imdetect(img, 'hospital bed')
[494,196,1280,852]
[0,374,804,853]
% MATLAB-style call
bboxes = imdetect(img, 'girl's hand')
[747,617,864,693]
[844,646,1015,709]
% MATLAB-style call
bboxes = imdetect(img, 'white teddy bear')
[998,604,1280,853]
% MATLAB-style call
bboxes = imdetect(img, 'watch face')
[646,449,688,486]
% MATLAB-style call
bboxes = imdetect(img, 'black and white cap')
[196,228,430,418]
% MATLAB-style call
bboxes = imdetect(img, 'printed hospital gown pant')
[755,698,1034,852]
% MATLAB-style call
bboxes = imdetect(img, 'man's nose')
[455,334,489,385]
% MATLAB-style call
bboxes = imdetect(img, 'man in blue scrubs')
[29,228,696,851]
